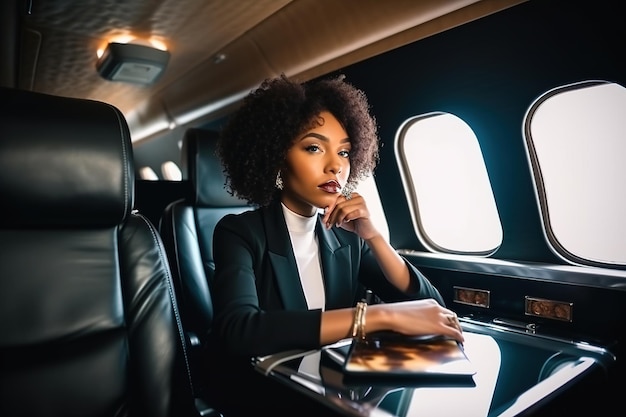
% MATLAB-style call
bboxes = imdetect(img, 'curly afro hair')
[216,73,379,207]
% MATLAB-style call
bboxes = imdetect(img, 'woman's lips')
[319,180,341,194]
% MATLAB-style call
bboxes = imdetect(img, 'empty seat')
[159,128,252,395]
[0,88,198,417]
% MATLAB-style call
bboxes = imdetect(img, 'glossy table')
[254,319,615,416]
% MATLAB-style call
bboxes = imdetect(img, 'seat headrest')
[0,88,134,227]
[182,128,248,207]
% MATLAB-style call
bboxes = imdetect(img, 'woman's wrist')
[363,232,384,245]
[363,304,392,333]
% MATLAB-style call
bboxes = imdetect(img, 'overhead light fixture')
[96,42,170,85]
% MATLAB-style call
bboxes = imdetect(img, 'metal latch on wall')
[492,317,538,333]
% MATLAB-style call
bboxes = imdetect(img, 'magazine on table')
[324,331,476,383]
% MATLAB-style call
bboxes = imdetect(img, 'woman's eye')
[339,150,350,158]
[305,145,320,153]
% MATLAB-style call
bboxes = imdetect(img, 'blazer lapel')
[264,200,308,310]
[317,220,354,309]
[264,200,354,310]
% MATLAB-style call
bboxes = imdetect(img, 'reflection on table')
[253,321,614,416]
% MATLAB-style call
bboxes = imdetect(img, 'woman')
[207,74,463,415]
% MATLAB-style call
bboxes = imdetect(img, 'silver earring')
[275,171,283,190]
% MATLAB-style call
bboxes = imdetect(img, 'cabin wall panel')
[402,254,626,353]
[335,0,626,264]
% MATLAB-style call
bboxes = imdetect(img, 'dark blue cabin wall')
[332,0,626,264]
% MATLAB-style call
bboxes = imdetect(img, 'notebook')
[337,332,476,382]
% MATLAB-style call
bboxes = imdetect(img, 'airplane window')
[161,160,182,181]
[524,81,626,267]
[395,112,503,255]
[139,166,159,180]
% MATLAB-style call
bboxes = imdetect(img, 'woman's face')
[281,111,351,216]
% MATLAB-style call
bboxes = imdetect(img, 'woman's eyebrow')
[300,132,350,143]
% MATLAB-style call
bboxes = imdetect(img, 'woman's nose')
[326,155,344,174]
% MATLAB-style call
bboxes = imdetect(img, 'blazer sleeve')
[211,213,322,357]
[357,240,446,306]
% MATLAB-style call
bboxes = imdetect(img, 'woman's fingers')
[392,300,465,343]
[325,192,362,228]
[441,311,464,343]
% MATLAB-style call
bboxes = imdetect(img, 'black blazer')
[211,198,444,357]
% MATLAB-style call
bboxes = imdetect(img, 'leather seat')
[0,88,198,417]
[159,128,251,395]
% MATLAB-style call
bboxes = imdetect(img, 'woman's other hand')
[369,298,465,344]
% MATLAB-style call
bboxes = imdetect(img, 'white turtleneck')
[281,204,326,390]
[281,203,325,311]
